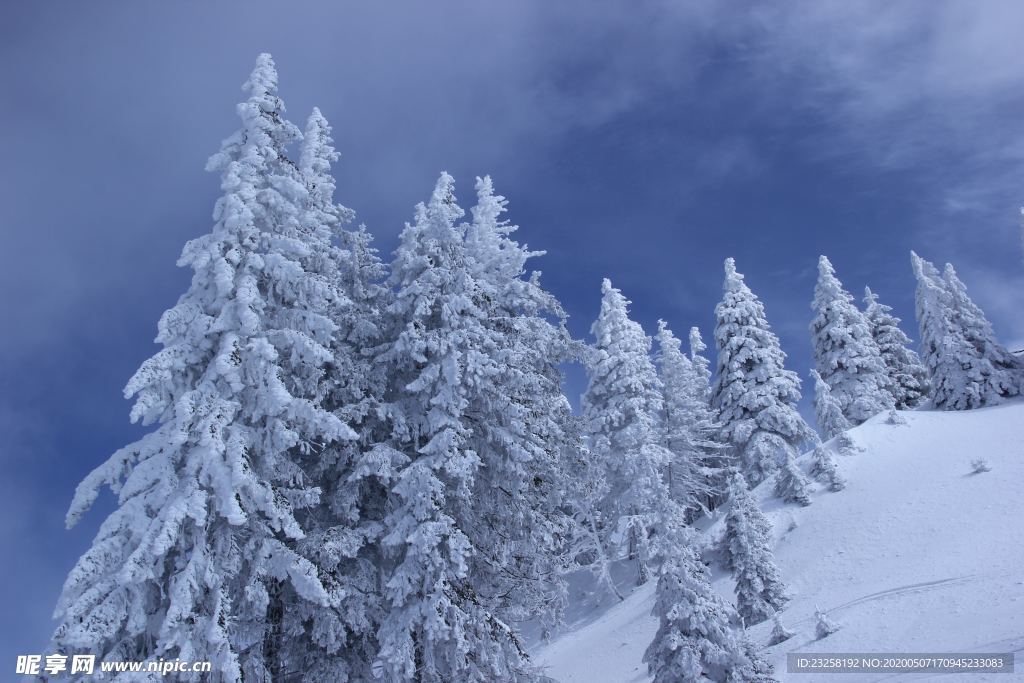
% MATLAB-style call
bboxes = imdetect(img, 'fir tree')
[884,407,907,426]
[809,444,845,492]
[725,473,788,624]
[809,369,850,441]
[655,321,724,519]
[834,431,862,456]
[863,286,928,408]
[278,108,392,682]
[941,263,1022,397]
[815,608,840,639]
[810,256,893,424]
[51,54,350,680]
[911,252,1022,410]
[582,279,674,587]
[459,175,579,646]
[774,452,812,507]
[689,326,731,512]
[689,326,713,392]
[768,613,795,645]
[712,259,814,487]
[644,529,769,683]
[374,173,575,682]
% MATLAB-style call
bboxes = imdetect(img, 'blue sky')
[1,1,1022,664]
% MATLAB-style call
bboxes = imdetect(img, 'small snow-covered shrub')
[885,408,907,425]
[815,607,840,639]
[970,458,991,474]
[768,613,795,645]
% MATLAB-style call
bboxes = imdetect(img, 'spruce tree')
[278,108,392,682]
[655,321,722,518]
[374,173,575,682]
[689,326,713,391]
[712,258,815,487]
[815,608,840,639]
[460,175,578,646]
[645,528,770,683]
[725,473,788,624]
[941,263,1022,398]
[809,369,850,441]
[689,326,731,512]
[768,613,795,645]
[774,452,812,507]
[582,279,674,587]
[809,444,845,492]
[51,54,350,680]
[912,252,1022,409]
[863,286,928,408]
[810,256,893,424]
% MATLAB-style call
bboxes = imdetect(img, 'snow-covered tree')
[712,258,815,487]
[645,527,771,683]
[809,444,845,492]
[941,263,1022,396]
[834,431,861,456]
[689,326,731,512]
[725,473,788,624]
[582,279,674,587]
[810,256,893,424]
[768,613,795,645]
[277,108,392,682]
[774,452,812,507]
[50,54,353,680]
[655,321,724,519]
[863,286,928,408]
[459,175,579,645]
[912,252,1022,410]
[373,173,575,682]
[815,608,840,639]
[689,326,713,391]
[809,370,850,441]
[884,407,907,426]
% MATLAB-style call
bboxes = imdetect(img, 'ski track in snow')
[533,401,1024,682]
[831,575,976,612]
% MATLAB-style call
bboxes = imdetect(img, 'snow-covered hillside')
[534,402,1024,682]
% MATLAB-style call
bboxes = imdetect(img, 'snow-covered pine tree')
[277,108,393,682]
[810,256,893,424]
[884,407,907,426]
[689,326,712,391]
[834,431,861,456]
[712,258,815,487]
[582,279,674,587]
[374,173,521,681]
[768,613,795,645]
[863,286,928,408]
[725,473,788,624]
[809,444,845,492]
[51,54,351,680]
[374,173,575,682]
[459,175,579,648]
[941,263,1022,398]
[654,321,722,519]
[644,527,772,683]
[815,608,840,639]
[774,452,812,507]
[809,369,850,441]
[912,252,1022,410]
[689,326,731,513]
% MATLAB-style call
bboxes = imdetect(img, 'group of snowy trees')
[51,55,582,683]
[49,55,1024,682]
[912,252,1022,409]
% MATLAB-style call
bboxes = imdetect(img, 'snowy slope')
[533,401,1024,682]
